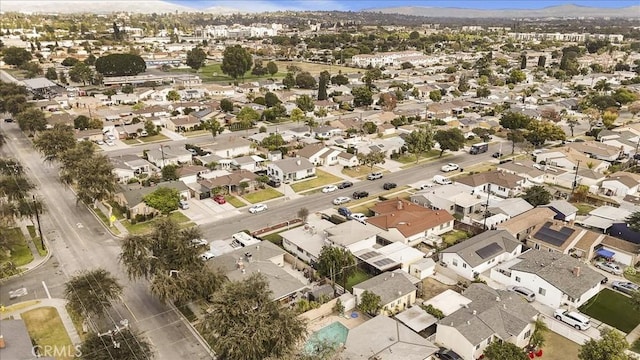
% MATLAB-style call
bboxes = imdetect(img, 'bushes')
[420,304,445,319]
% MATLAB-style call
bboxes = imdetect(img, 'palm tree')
[594,79,611,93]
[64,268,123,322]
[528,317,549,350]
[521,85,538,104]
[566,116,579,137]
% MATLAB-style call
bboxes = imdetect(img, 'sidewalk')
[627,322,640,345]
[1,298,82,345]
[160,128,187,141]
[15,220,51,273]
[94,201,128,238]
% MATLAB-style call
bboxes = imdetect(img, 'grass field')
[579,288,640,333]
[625,272,640,285]
[574,203,596,216]
[442,230,469,246]
[345,268,372,292]
[341,166,385,179]
[242,187,283,204]
[543,331,581,360]
[397,150,443,166]
[27,225,47,257]
[3,227,33,267]
[139,134,169,143]
[291,170,342,192]
[122,211,193,235]
[22,307,74,360]
[224,195,246,208]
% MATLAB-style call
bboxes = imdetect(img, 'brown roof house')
[114,182,190,219]
[367,198,455,246]
[456,171,526,198]
[525,221,603,255]
[199,170,258,195]
[166,114,201,133]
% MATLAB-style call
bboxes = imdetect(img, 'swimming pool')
[303,321,349,355]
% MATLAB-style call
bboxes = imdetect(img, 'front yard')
[224,195,246,208]
[543,331,581,360]
[22,307,74,360]
[291,170,342,193]
[578,288,640,333]
[242,187,283,204]
[396,150,442,165]
[342,166,385,179]
[122,211,194,235]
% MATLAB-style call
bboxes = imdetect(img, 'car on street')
[506,285,536,302]
[322,185,338,193]
[433,175,452,185]
[4,118,13,123]
[367,172,383,180]
[441,163,459,172]
[492,152,503,158]
[611,281,640,295]
[200,251,215,261]
[333,197,351,205]
[554,309,591,330]
[212,195,226,204]
[107,134,116,140]
[338,207,352,217]
[596,261,623,275]
[383,182,397,190]
[349,213,368,223]
[337,181,353,189]
[435,348,463,360]
[352,191,369,199]
[105,139,115,146]
[191,239,208,247]
[188,148,198,155]
[248,203,268,214]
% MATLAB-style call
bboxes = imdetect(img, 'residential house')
[206,136,252,159]
[598,235,640,267]
[342,315,439,360]
[435,283,538,360]
[176,165,209,184]
[166,115,201,132]
[541,200,578,221]
[487,198,534,219]
[313,125,342,139]
[579,206,632,233]
[598,128,640,157]
[132,105,170,118]
[267,157,316,182]
[146,147,192,168]
[456,171,526,198]
[280,218,337,264]
[524,221,602,255]
[206,241,308,302]
[490,250,605,309]
[296,143,342,166]
[354,242,426,275]
[208,84,235,97]
[110,154,154,183]
[535,147,609,173]
[352,271,417,316]
[496,160,545,185]
[227,155,266,172]
[75,129,103,142]
[367,199,455,246]
[439,230,523,280]
[567,141,623,162]
[601,172,640,197]
[337,152,358,167]
[113,182,190,218]
[199,170,259,195]
[410,183,482,218]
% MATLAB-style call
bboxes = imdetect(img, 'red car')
[213,195,226,204]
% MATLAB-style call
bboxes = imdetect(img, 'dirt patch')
[420,277,459,300]
[543,331,581,360]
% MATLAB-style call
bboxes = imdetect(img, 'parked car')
[338,207,352,217]
[322,185,338,193]
[506,285,536,302]
[96,140,105,145]
[596,261,623,275]
[105,139,115,146]
[248,203,268,214]
[367,172,383,180]
[352,191,369,199]
[337,181,353,189]
[267,178,281,188]
[107,134,116,141]
[441,163,459,172]
[383,182,397,190]
[212,195,226,204]
[417,183,435,190]
[188,148,198,155]
[4,118,13,123]
[349,213,368,223]
[191,239,208,247]
[333,197,351,205]
[433,175,452,185]
[492,152,503,158]
[611,281,640,295]
[554,309,591,330]
[200,251,215,261]
[435,348,463,360]
[179,200,189,210]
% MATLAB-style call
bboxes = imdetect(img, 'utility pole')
[32,195,45,251]
[571,160,581,196]
[483,184,491,230]
[160,145,166,168]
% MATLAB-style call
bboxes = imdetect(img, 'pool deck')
[307,312,369,333]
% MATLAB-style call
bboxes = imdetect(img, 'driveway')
[181,197,240,225]
[531,302,605,344]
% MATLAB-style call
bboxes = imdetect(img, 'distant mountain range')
[1,1,638,18]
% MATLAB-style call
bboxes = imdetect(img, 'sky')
[165,0,639,12]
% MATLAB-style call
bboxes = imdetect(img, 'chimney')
[391,272,395,278]
[296,160,301,166]
[472,310,477,315]
[496,296,501,302]
[503,304,507,309]
[573,266,581,277]
[397,201,403,210]
[0,335,4,349]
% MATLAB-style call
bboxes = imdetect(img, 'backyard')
[442,230,470,246]
[22,307,75,360]
[573,203,596,216]
[292,170,343,193]
[242,187,284,203]
[578,288,640,333]
[345,268,372,292]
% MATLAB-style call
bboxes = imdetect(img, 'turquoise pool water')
[304,321,349,354]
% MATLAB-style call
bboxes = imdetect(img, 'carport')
[595,248,615,259]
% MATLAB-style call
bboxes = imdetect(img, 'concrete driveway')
[181,197,240,225]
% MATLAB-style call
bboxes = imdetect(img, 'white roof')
[589,206,631,221]
[423,289,472,316]
[578,215,614,230]
[395,306,438,333]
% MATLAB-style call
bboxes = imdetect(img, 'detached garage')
[599,236,640,266]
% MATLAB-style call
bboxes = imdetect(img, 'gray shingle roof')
[440,230,520,267]
[117,182,188,206]
[509,250,605,299]
[354,272,416,305]
[542,200,578,217]
[270,157,314,173]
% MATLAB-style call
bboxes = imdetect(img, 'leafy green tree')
[529,317,549,350]
[64,268,123,321]
[290,108,305,123]
[626,211,640,232]
[58,71,68,85]
[508,69,527,84]
[220,98,234,113]
[522,185,551,207]
[160,164,178,181]
[429,90,442,102]
[3,47,32,67]
[221,45,252,81]
[120,218,224,303]
[476,87,491,98]
[525,120,566,146]
[405,127,434,163]
[260,134,286,151]
[166,90,180,102]
[16,108,47,135]
[143,187,180,214]
[331,74,349,85]
[434,128,465,157]
[317,76,328,101]
[358,290,382,316]
[73,115,102,130]
[352,86,373,107]
[74,154,117,206]
[295,72,317,89]
[264,91,280,107]
[613,88,638,105]
[45,67,58,81]
[198,273,307,360]
[520,54,527,69]
[357,151,385,170]
[186,46,207,70]
[33,124,76,162]
[61,57,80,67]
[292,96,313,114]
[484,341,528,360]
[316,246,356,293]
[68,62,94,85]
[95,54,146,77]
[283,72,296,89]
[203,119,223,139]
[84,54,96,66]
[578,328,632,360]
[297,207,309,223]
[78,329,153,360]
[537,56,546,67]
[237,106,260,123]
[266,61,278,76]
[500,112,534,154]
[362,121,377,134]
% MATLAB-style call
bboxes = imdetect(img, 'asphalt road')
[0,122,212,360]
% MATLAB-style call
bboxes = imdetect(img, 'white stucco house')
[352,271,417,316]
[267,157,316,182]
[600,172,640,197]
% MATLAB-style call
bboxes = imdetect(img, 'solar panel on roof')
[534,222,573,247]
[560,226,576,236]
[360,251,380,260]
[475,242,503,259]
[373,258,395,267]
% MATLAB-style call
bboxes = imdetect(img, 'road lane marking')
[42,281,51,299]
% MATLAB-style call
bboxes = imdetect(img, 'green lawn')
[544,331,581,360]
[225,195,246,208]
[625,272,640,285]
[574,203,596,216]
[122,212,193,235]
[139,134,169,143]
[345,268,372,292]
[22,307,75,360]
[442,230,470,246]
[93,207,121,235]
[342,166,385,179]
[123,138,141,145]
[262,233,284,246]
[26,225,47,257]
[578,288,640,333]
[107,201,126,220]
[396,150,442,165]
[2,227,33,267]
[172,63,286,82]
[242,188,283,204]
[169,211,190,223]
[291,170,343,192]
[184,130,210,138]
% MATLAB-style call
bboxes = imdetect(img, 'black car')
[338,207,352,217]
[435,348,463,360]
[352,191,369,199]
[267,178,281,188]
[383,182,397,190]
[337,181,353,189]
[492,152,502,158]
[3,118,13,123]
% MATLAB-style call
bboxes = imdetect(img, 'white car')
[200,251,215,261]
[596,261,623,275]
[248,203,268,214]
[96,140,105,145]
[417,183,435,190]
[333,197,351,205]
[322,185,338,193]
[191,239,208,247]
[349,213,368,223]
[441,163,459,172]
[554,309,591,330]
[105,139,115,146]
[107,134,116,141]
[433,175,452,185]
